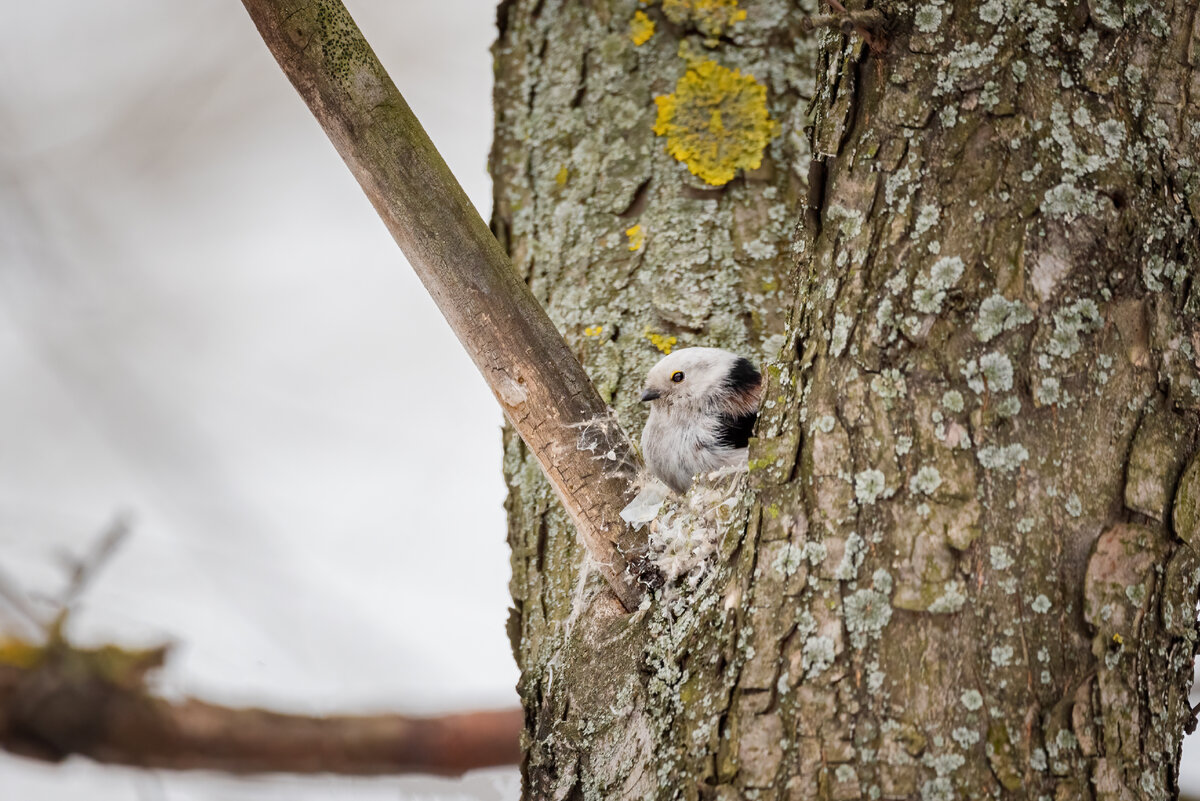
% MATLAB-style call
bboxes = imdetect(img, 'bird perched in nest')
[638,347,763,494]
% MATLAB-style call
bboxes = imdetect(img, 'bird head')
[639,347,761,413]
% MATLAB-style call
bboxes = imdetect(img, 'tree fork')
[239,0,648,609]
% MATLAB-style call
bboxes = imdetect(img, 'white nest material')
[635,466,747,590]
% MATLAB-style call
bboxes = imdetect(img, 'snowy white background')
[0,2,1195,798]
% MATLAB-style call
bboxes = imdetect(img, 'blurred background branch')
[0,646,521,777]
[0,520,521,777]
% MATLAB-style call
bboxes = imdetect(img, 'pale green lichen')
[1125,583,1147,605]
[973,295,1033,342]
[835,532,867,580]
[910,466,943,495]
[830,313,853,356]
[914,5,943,32]
[805,541,829,565]
[1065,493,1082,517]
[989,546,1014,570]
[990,644,1014,666]
[934,41,998,96]
[994,396,1021,417]
[773,543,805,576]
[828,205,864,238]
[913,203,941,238]
[961,689,984,711]
[844,587,893,648]
[1035,377,1061,406]
[1042,182,1098,220]
[872,569,894,594]
[913,257,965,314]
[964,352,1014,393]
[922,778,954,801]
[978,0,1005,24]
[855,469,888,506]
[1044,299,1103,360]
[871,369,908,405]
[977,444,1029,473]
[952,727,981,748]
[928,581,968,613]
[802,635,836,676]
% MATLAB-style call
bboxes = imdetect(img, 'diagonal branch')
[0,638,521,776]
[239,0,648,609]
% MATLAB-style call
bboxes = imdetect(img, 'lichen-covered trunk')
[492,2,1200,800]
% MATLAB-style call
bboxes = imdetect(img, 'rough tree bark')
[494,2,1200,800]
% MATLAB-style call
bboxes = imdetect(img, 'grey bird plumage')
[638,347,763,494]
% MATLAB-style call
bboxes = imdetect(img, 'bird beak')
[639,388,661,402]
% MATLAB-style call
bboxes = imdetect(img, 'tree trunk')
[492,2,1200,799]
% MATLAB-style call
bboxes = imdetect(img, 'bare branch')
[0,514,133,640]
[238,0,649,609]
[0,638,520,776]
[59,512,131,611]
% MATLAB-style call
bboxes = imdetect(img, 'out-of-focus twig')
[0,514,132,639]
[58,512,131,612]
[0,517,523,776]
[0,637,521,776]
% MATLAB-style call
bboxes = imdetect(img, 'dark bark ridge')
[500,1,1200,800]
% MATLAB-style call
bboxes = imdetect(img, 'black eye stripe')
[671,371,685,383]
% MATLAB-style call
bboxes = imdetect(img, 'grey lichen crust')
[494,1,1200,799]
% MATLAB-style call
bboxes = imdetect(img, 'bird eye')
[671,371,685,383]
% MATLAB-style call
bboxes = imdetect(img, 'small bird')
[639,347,763,494]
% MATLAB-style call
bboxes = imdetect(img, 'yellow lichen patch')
[584,325,605,337]
[555,166,569,185]
[652,60,779,186]
[630,10,656,45]
[625,223,645,251]
[0,637,44,669]
[662,0,746,38]
[644,327,678,354]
